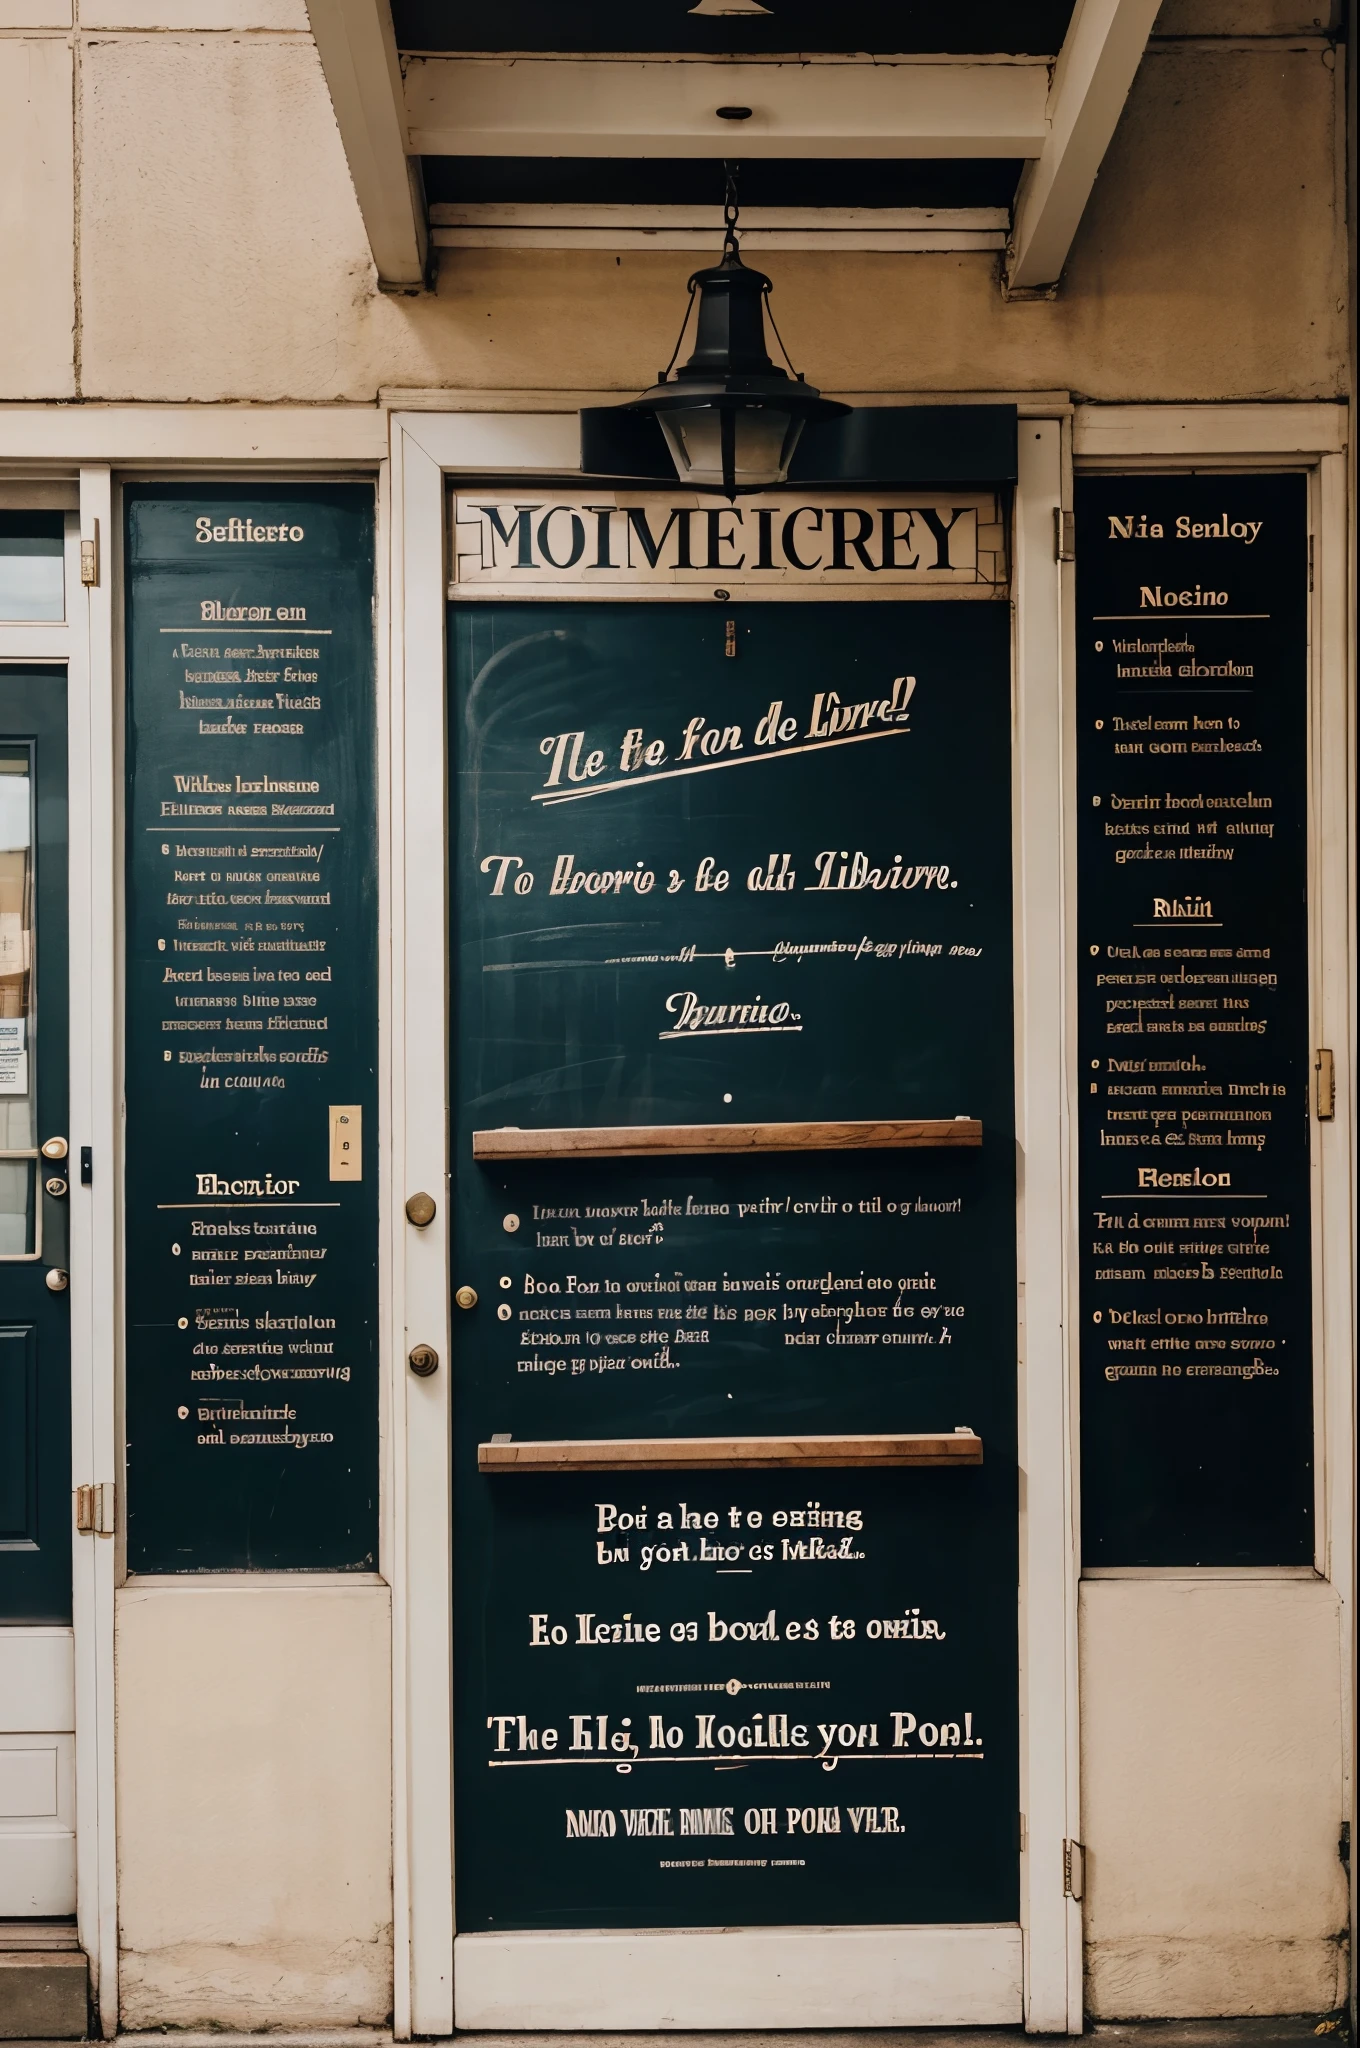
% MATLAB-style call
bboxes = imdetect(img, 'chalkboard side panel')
[122,484,379,1573]
[1074,472,1313,1567]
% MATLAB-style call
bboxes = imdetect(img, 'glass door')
[0,667,72,1918]
[0,679,71,1617]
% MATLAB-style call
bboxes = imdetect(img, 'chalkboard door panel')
[450,601,1018,1933]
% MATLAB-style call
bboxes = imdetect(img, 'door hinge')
[75,1481,116,1536]
[80,520,100,587]
[1054,508,1075,562]
[1315,1048,1335,1120]
[1063,1838,1085,1898]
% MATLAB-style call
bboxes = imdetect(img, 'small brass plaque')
[329,1104,362,1181]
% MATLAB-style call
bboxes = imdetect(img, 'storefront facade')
[0,0,1355,2037]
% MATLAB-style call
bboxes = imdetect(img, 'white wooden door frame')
[388,402,1082,2033]
[0,496,116,2020]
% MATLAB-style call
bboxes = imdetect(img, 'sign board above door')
[450,492,1008,598]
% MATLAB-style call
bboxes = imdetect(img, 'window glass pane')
[0,1157,36,1257]
[0,514,65,623]
[0,749,36,1254]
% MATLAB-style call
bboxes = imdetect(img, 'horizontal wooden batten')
[433,226,1006,251]
[479,1431,983,1473]
[428,203,1008,253]
[472,1117,982,1160]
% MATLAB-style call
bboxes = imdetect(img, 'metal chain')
[722,160,741,258]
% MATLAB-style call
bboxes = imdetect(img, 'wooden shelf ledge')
[472,1118,981,1162]
[478,1431,982,1474]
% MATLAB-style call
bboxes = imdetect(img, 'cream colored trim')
[389,417,454,2040]
[70,471,120,2034]
[1074,402,1348,457]
[0,408,386,464]
[403,55,1050,160]
[1013,419,1083,2033]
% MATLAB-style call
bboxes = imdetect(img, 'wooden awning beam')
[1006,0,1161,293]
[402,56,1052,160]
[306,0,430,292]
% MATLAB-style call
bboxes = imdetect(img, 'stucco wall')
[1080,1578,1350,2018]
[0,8,1349,404]
[115,1582,393,2029]
[0,38,74,399]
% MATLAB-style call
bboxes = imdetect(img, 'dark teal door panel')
[450,601,1018,1932]
[0,669,70,1625]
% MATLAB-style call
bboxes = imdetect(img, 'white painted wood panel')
[454,1923,1024,2029]
[404,57,1050,160]
[0,1732,76,1915]
[0,1629,74,1733]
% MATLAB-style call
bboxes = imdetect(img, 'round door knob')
[408,1343,439,1377]
[405,1191,437,1228]
[45,1268,69,1293]
[41,1137,68,1161]
[45,1177,68,1199]
[455,1285,478,1311]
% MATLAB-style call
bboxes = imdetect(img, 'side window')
[0,514,65,623]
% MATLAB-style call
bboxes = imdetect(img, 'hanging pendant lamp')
[620,168,848,498]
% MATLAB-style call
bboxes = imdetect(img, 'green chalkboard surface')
[450,599,1018,1930]
[1076,474,1312,1564]
[124,485,377,1571]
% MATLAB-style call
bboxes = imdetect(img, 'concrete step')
[0,1928,87,2041]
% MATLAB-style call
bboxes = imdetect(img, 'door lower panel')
[453,1923,1024,2029]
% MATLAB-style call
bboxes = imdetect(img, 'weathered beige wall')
[1080,1578,1350,2017]
[0,14,1344,404]
[116,1583,392,2029]
[0,39,74,397]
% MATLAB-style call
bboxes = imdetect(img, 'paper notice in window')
[0,911,27,978]
[0,1017,27,1095]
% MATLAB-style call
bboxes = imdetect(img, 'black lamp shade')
[616,243,847,496]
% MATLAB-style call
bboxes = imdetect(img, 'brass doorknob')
[45,1177,68,1199]
[408,1343,439,1377]
[45,1269,69,1293]
[41,1136,68,1161]
[455,1285,478,1311]
[405,1191,437,1227]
